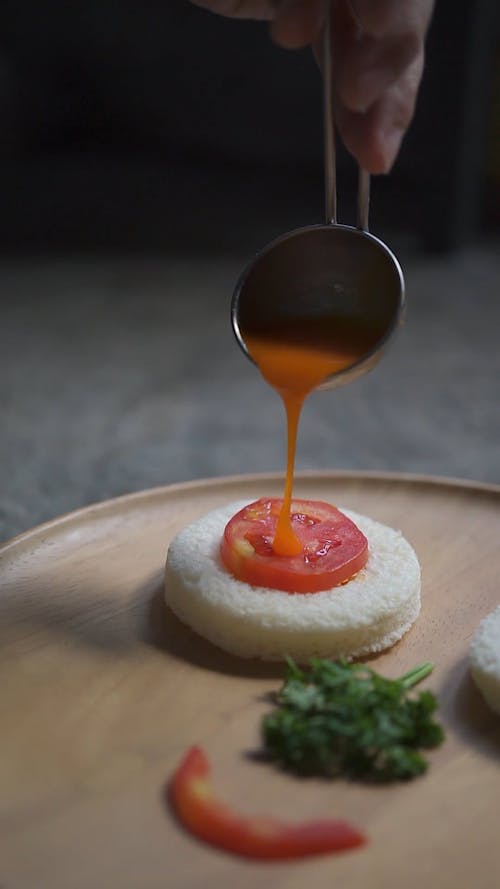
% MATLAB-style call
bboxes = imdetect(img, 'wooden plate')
[1,471,499,889]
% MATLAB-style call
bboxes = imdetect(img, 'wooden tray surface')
[1,471,499,889]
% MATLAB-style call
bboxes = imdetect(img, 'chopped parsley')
[261,658,445,782]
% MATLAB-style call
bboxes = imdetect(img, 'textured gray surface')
[1,244,499,543]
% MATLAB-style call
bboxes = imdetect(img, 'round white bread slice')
[165,500,421,662]
[469,605,500,715]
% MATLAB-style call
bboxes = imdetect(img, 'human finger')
[271,0,325,48]
[335,50,424,173]
[348,0,434,41]
[190,1,278,20]
[336,0,433,112]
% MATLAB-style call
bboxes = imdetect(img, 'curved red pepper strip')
[168,746,366,860]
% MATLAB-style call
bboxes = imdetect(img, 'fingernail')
[381,125,404,173]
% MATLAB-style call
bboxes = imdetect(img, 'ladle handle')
[357,167,370,231]
[323,7,336,225]
[323,5,371,232]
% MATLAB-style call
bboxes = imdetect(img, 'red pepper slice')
[168,746,366,860]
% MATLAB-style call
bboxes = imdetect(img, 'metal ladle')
[231,10,405,390]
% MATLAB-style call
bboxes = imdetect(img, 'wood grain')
[1,471,499,889]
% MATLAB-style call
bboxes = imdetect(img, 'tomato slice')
[220,498,368,594]
[169,746,366,860]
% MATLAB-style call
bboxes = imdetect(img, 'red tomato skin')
[220,498,368,594]
[168,746,366,860]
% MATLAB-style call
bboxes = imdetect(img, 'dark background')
[1,0,500,542]
[0,0,499,253]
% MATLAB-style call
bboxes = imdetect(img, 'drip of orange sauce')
[245,333,361,556]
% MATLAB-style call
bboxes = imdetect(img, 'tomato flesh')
[220,498,368,594]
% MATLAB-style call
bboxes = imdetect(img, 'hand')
[191,0,434,174]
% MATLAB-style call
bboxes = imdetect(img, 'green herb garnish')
[262,658,445,782]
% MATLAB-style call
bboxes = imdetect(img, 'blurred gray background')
[1,0,499,542]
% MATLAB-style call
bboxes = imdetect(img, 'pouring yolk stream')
[244,335,360,557]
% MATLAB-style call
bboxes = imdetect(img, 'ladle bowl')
[231,221,404,390]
